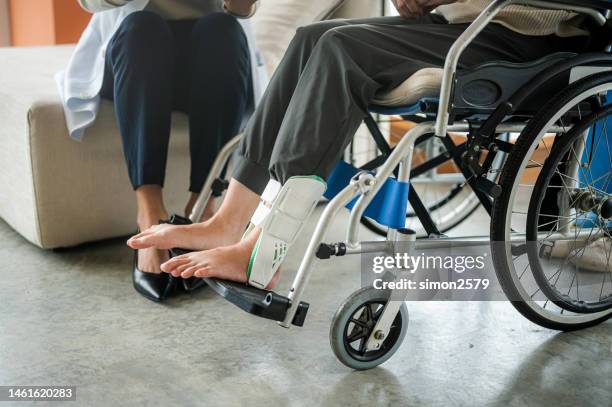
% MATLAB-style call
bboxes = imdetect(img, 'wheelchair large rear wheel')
[491,72,612,330]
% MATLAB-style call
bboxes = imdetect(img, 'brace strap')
[250,179,282,227]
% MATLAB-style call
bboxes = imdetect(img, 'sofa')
[0,0,381,249]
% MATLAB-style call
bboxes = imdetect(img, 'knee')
[293,20,343,47]
[115,11,172,50]
[191,12,248,64]
[316,27,351,51]
[192,12,244,43]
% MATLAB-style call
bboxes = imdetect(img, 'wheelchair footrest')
[203,278,310,327]
[170,248,309,327]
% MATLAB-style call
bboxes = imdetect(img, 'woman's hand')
[224,0,258,18]
[392,0,458,18]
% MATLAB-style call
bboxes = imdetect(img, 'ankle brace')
[246,176,326,289]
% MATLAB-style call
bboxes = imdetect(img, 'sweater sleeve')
[77,0,132,13]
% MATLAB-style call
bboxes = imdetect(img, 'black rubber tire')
[526,104,612,314]
[330,287,408,370]
[491,72,612,331]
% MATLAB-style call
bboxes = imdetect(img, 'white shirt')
[56,0,268,140]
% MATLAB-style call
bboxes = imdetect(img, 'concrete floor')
[0,208,610,407]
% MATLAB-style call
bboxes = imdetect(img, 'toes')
[174,262,193,276]
[128,235,153,249]
[129,234,160,249]
[171,261,192,277]
[127,232,151,248]
[181,265,200,279]
[160,256,190,274]
[130,228,154,239]
[194,267,211,278]
[128,225,173,249]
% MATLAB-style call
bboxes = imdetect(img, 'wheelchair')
[171,0,612,370]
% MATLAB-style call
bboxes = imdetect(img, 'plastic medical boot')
[246,176,327,289]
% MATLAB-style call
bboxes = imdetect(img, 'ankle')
[242,226,261,246]
[137,208,169,230]
[210,211,248,236]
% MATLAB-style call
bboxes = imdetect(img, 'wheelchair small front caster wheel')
[330,287,408,370]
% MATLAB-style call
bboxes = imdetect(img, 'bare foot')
[159,229,281,289]
[127,217,243,252]
[129,179,259,253]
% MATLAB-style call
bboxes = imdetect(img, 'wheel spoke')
[363,304,373,322]
[350,318,368,329]
[346,328,368,343]
[358,337,368,354]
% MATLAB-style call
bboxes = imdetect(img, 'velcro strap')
[250,179,282,227]
[261,179,281,203]
[250,202,270,227]
[267,211,302,243]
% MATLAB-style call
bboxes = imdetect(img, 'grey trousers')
[233,14,588,195]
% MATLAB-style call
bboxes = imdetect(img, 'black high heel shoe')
[132,224,177,302]
[166,214,208,293]
[180,276,207,292]
[132,250,177,302]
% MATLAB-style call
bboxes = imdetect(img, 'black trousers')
[234,15,589,195]
[101,11,251,192]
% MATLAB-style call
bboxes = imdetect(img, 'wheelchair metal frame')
[188,0,609,351]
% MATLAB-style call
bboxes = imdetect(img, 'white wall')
[0,0,10,46]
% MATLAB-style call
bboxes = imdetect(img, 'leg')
[232,16,461,194]
[184,13,251,219]
[158,16,580,284]
[233,18,376,194]
[267,17,569,182]
[188,13,250,195]
[103,11,175,272]
[126,14,257,251]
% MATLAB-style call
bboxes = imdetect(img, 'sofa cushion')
[0,45,190,248]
